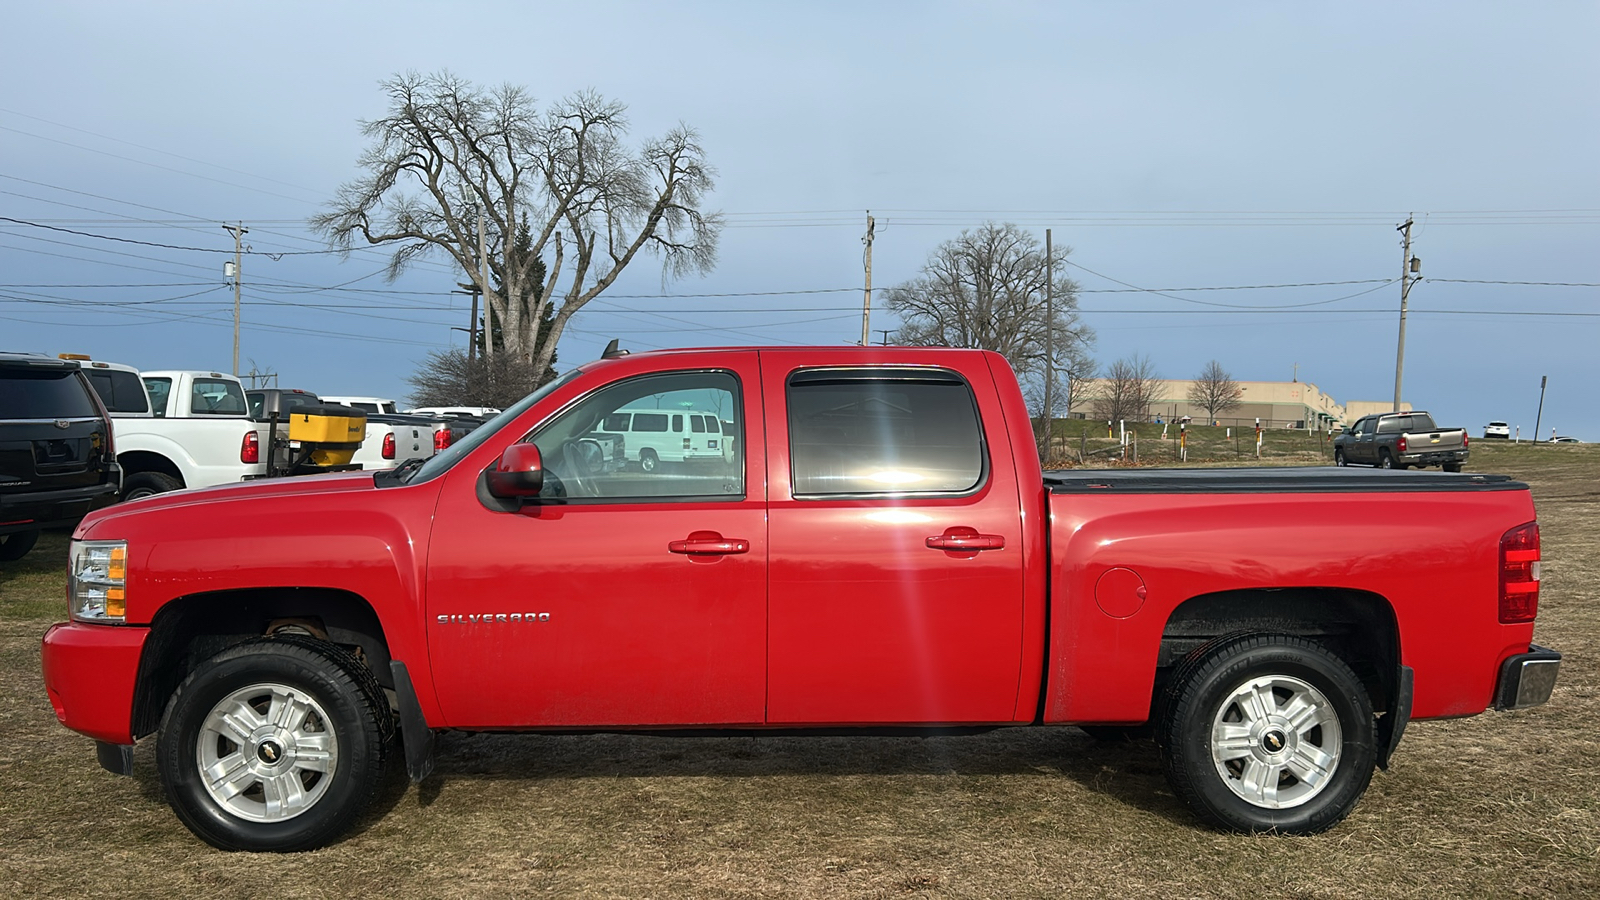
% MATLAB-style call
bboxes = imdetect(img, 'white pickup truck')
[112,369,266,500]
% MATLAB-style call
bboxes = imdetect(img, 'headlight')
[70,540,127,623]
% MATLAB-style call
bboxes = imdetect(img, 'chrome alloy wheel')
[1209,674,1342,810]
[196,682,339,822]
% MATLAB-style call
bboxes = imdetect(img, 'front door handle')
[926,529,1005,551]
[669,531,750,555]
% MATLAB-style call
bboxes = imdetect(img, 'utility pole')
[477,206,491,368]
[1533,375,1548,443]
[1392,216,1420,411]
[873,329,892,346]
[453,283,482,364]
[860,212,875,346]
[1041,228,1054,458]
[223,222,247,375]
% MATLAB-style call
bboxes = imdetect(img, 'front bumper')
[40,621,148,744]
[1493,644,1561,711]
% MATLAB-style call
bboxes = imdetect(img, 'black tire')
[1443,462,1463,473]
[123,471,183,502]
[1158,634,1375,835]
[1377,451,1396,470]
[157,635,391,851]
[1333,449,1346,467]
[0,529,40,561]
[639,448,659,473]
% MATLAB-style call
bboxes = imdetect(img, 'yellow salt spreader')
[265,403,367,476]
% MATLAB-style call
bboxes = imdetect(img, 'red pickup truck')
[41,347,1560,852]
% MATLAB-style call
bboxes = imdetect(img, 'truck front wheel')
[1159,634,1375,835]
[156,636,390,852]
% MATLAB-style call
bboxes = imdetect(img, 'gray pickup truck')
[1334,410,1469,471]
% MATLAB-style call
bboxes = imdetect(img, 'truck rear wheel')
[156,636,390,852]
[1377,451,1397,470]
[122,472,183,502]
[1158,634,1375,835]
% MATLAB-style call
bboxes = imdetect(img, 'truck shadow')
[353,727,1193,832]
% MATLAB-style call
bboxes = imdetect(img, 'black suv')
[0,353,121,560]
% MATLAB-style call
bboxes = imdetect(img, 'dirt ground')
[1,441,1594,898]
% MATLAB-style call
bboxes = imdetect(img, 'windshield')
[393,369,583,486]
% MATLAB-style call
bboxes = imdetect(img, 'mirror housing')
[486,443,544,498]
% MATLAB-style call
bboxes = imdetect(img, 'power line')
[0,216,345,256]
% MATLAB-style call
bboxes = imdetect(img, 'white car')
[1484,421,1510,440]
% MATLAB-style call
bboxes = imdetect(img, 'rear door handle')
[926,531,1005,551]
[669,532,750,555]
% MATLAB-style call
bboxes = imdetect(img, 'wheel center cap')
[257,739,285,765]
[1261,730,1287,753]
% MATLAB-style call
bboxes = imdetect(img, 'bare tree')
[313,71,721,379]
[1092,354,1160,423]
[885,222,1095,407]
[406,348,552,410]
[1187,359,1243,424]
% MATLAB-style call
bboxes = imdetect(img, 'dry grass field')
[1,441,1595,898]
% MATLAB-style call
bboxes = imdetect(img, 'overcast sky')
[3,2,1595,438]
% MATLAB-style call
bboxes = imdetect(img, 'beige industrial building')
[1067,378,1408,430]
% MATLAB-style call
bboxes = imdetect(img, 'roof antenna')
[601,338,629,359]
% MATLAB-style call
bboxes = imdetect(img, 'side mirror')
[486,442,544,498]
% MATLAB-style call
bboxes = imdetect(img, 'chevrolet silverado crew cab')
[1333,410,1469,471]
[41,347,1559,852]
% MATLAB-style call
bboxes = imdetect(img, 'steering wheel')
[559,439,601,497]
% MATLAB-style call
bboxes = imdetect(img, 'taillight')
[382,432,396,460]
[1499,522,1540,623]
[1463,434,1470,449]
[241,431,259,464]
[1397,435,1408,453]
[434,428,451,451]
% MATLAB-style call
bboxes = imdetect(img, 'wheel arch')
[1158,587,1404,759]
[131,587,392,739]
[117,450,186,483]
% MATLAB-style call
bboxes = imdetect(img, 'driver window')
[527,371,743,502]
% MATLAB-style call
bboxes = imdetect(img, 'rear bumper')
[1493,644,1561,711]
[1401,447,1469,464]
[40,621,148,744]
[0,477,119,535]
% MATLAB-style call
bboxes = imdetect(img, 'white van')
[595,407,726,472]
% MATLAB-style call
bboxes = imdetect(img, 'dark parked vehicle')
[1334,411,1469,471]
[0,353,120,559]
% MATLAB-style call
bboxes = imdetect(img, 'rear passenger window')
[787,368,986,496]
[85,371,150,414]
[143,378,171,418]
[690,416,706,433]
